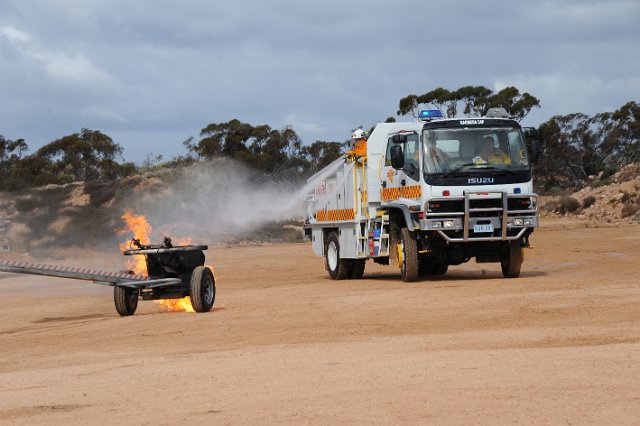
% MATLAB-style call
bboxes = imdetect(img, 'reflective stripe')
[380,185,422,201]
[316,208,356,222]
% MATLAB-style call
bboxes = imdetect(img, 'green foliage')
[397,86,539,121]
[537,101,639,187]
[188,120,345,179]
[0,130,137,191]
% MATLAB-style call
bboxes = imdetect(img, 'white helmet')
[352,129,366,140]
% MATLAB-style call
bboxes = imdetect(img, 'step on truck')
[303,108,542,282]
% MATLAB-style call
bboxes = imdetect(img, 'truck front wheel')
[501,240,524,278]
[399,228,419,282]
[325,231,352,280]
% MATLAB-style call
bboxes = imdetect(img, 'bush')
[582,195,596,209]
[558,196,581,214]
[621,191,631,204]
[542,199,559,213]
[621,203,640,219]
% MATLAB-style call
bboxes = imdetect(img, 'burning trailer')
[0,237,216,316]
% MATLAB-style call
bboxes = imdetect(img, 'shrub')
[621,203,640,219]
[582,195,596,209]
[558,196,581,214]
[621,191,631,204]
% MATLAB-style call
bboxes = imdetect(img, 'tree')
[300,141,346,174]
[35,129,127,182]
[191,120,311,176]
[397,85,540,121]
[537,101,640,186]
[0,135,30,190]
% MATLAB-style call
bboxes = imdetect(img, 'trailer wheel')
[399,228,418,282]
[501,240,524,278]
[190,266,216,312]
[114,286,139,316]
[350,259,366,279]
[325,231,352,280]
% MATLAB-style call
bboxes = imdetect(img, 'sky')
[1,0,639,163]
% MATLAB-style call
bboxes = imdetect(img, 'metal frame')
[420,191,538,242]
[0,260,181,288]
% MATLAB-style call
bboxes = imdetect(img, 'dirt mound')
[540,163,640,224]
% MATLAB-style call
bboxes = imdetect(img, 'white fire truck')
[303,108,541,282]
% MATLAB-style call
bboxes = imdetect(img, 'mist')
[121,158,316,244]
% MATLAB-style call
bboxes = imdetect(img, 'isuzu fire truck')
[303,108,542,282]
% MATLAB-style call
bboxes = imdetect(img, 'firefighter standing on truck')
[347,129,368,158]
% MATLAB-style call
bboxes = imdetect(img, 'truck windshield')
[422,127,530,175]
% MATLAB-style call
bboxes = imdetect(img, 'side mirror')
[390,145,404,169]
[523,127,541,164]
[528,139,541,163]
[391,134,407,144]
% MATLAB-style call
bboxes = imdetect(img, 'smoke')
[122,158,342,243]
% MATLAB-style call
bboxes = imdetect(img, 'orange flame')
[117,210,195,313]
[119,210,151,275]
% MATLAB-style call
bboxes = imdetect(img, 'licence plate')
[473,224,494,233]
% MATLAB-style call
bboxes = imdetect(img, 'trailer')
[304,108,542,282]
[0,237,215,316]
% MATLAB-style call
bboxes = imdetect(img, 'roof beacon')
[485,107,510,118]
[419,109,444,121]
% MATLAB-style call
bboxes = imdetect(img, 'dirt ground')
[1,218,639,425]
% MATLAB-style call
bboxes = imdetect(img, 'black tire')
[501,240,524,278]
[114,286,139,316]
[399,228,419,282]
[190,266,216,312]
[324,231,352,280]
[418,255,430,276]
[431,262,449,276]
[350,259,366,279]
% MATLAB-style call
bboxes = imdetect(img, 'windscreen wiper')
[441,163,516,177]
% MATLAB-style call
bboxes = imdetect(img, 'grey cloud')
[0,0,638,162]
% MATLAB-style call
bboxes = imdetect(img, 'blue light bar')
[419,109,444,120]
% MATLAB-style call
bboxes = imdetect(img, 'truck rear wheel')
[399,228,418,282]
[350,259,366,279]
[501,240,524,278]
[114,286,138,316]
[325,231,352,280]
[190,266,216,312]
[431,262,449,275]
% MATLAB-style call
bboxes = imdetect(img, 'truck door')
[382,134,421,197]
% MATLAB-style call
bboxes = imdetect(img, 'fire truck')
[303,108,541,282]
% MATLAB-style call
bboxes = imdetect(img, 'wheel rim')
[398,239,406,272]
[327,241,338,271]
[203,275,214,305]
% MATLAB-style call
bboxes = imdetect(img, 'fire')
[117,210,195,313]
[119,210,151,275]
[156,297,195,313]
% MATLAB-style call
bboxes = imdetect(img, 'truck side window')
[403,138,420,181]
[384,138,395,166]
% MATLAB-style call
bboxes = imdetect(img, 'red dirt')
[1,218,639,424]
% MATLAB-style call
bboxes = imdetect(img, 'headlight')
[443,220,455,228]
[513,218,524,226]
[432,222,442,229]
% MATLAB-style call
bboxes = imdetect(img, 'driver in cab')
[478,136,511,165]
[424,133,449,172]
